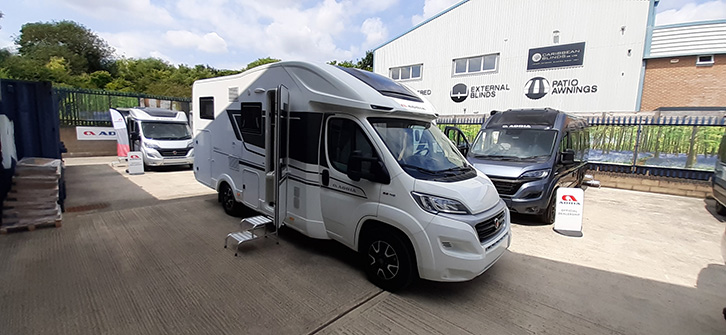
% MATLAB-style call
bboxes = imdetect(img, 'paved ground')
[1,158,725,334]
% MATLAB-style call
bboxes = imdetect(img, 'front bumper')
[417,200,511,282]
[143,148,194,166]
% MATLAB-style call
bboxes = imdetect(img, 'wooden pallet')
[0,220,62,234]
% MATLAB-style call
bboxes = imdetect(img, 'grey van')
[711,133,726,215]
[446,108,589,223]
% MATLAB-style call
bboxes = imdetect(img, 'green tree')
[15,20,114,75]
[245,57,280,70]
[328,60,356,68]
[356,50,373,71]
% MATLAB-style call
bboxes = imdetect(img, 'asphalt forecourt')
[1,158,724,334]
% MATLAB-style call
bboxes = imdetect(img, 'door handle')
[322,169,329,186]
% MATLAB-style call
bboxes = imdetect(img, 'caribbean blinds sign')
[527,42,585,70]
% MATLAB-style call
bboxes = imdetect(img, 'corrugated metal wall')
[374,0,653,115]
[648,21,726,58]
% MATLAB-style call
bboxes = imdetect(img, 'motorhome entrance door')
[273,85,290,231]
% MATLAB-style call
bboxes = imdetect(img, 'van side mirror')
[561,149,575,164]
[347,151,390,184]
[130,131,139,141]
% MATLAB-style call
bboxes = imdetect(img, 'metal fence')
[54,87,191,127]
[436,113,726,181]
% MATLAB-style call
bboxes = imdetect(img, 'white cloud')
[98,31,162,59]
[56,0,176,26]
[164,31,228,53]
[361,17,387,48]
[362,0,399,12]
[655,1,726,26]
[149,51,176,64]
[411,0,460,26]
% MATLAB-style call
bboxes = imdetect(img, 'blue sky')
[1,0,725,70]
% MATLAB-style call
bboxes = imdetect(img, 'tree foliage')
[15,21,114,74]
[0,19,374,98]
[245,57,280,70]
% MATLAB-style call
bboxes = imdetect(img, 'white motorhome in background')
[192,61,511,291]
[115,108,194,169]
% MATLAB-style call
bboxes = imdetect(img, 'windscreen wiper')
[437,166,471,174]
[399,164,437,175]
[473,155,517,161]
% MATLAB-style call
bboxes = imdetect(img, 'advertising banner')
[127,151,144,175]
[109,109,130,158]
[76,127,117,141]
[553,188,584,237]
[527,42,586,70]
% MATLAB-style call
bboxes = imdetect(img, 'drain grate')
[65,202,111,213]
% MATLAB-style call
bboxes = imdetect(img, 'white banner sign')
[127,151,144,175]
[76,126,117,141]
[553,187,584,237]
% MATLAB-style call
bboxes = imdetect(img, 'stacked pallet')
[1,158,62,234]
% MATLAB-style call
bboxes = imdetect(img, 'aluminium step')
[225,231,262,256]
[241,215,273,230]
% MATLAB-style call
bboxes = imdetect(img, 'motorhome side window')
[199,97,214,120]
[226,103,265,147]
[327,118,376,174]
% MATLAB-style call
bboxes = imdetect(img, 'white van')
[192,61,510,291]
[121,108,194,169]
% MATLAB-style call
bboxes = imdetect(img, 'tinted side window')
[718,135,726,163]
[240,103,263,134]
[200,97,214,120]
[327,118,376,174]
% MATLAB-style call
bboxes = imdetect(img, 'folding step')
[242,215,273,230]
[225,231,262,256]
[224,215,276,256]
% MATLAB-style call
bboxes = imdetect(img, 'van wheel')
[361,228,416,292]
[716,201,726,216]
[539,196,556,224]
[220,183,243,216]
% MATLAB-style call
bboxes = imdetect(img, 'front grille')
[158,148,189,157]
[490,178,523,196]
[475,210,506,243]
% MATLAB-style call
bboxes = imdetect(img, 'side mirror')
[457,143,469,157]
[347,151,390,184]
[130,132,139,141]
[561,149,575,164]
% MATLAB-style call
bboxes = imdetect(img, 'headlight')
[187,142,194,149]
[144,142,160,149]
[520,169,550,179]
[411,192,469,214]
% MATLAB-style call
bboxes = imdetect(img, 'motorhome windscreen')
[369,118,474,180]
[337,67,423,103]
[470,128,557,161]
[487,110,559,128]
[141,122,192,140]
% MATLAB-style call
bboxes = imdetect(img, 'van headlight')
[411,192,469,214]
[520,169,550,179]
[144,142,160,149]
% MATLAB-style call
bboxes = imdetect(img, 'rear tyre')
[220,183,244,216]
[361,227,416,292]
[716,201,726,216]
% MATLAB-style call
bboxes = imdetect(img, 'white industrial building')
[373,0,657,115]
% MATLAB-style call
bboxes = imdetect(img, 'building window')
[390,64,422,80]
[453,54,499,75]
[199,97,214,120]
[696,55,714,66]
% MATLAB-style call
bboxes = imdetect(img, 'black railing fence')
[54,87,191,127]
[437,111,726,181]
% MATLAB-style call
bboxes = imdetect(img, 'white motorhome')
[192,61,510,291]
[120,108,194,169]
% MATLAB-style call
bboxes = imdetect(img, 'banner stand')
[553,188,584,237]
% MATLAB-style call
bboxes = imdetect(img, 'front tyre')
[361,228,416,292]
[220,183,243,216]
[716,201,726,216]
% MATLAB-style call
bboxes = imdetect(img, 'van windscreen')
[337,66,423,103]
[470,128,557,161]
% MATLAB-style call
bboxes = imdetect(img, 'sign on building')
[527,42,586,70]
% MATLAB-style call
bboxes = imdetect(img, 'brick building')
[640,21,726,111]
